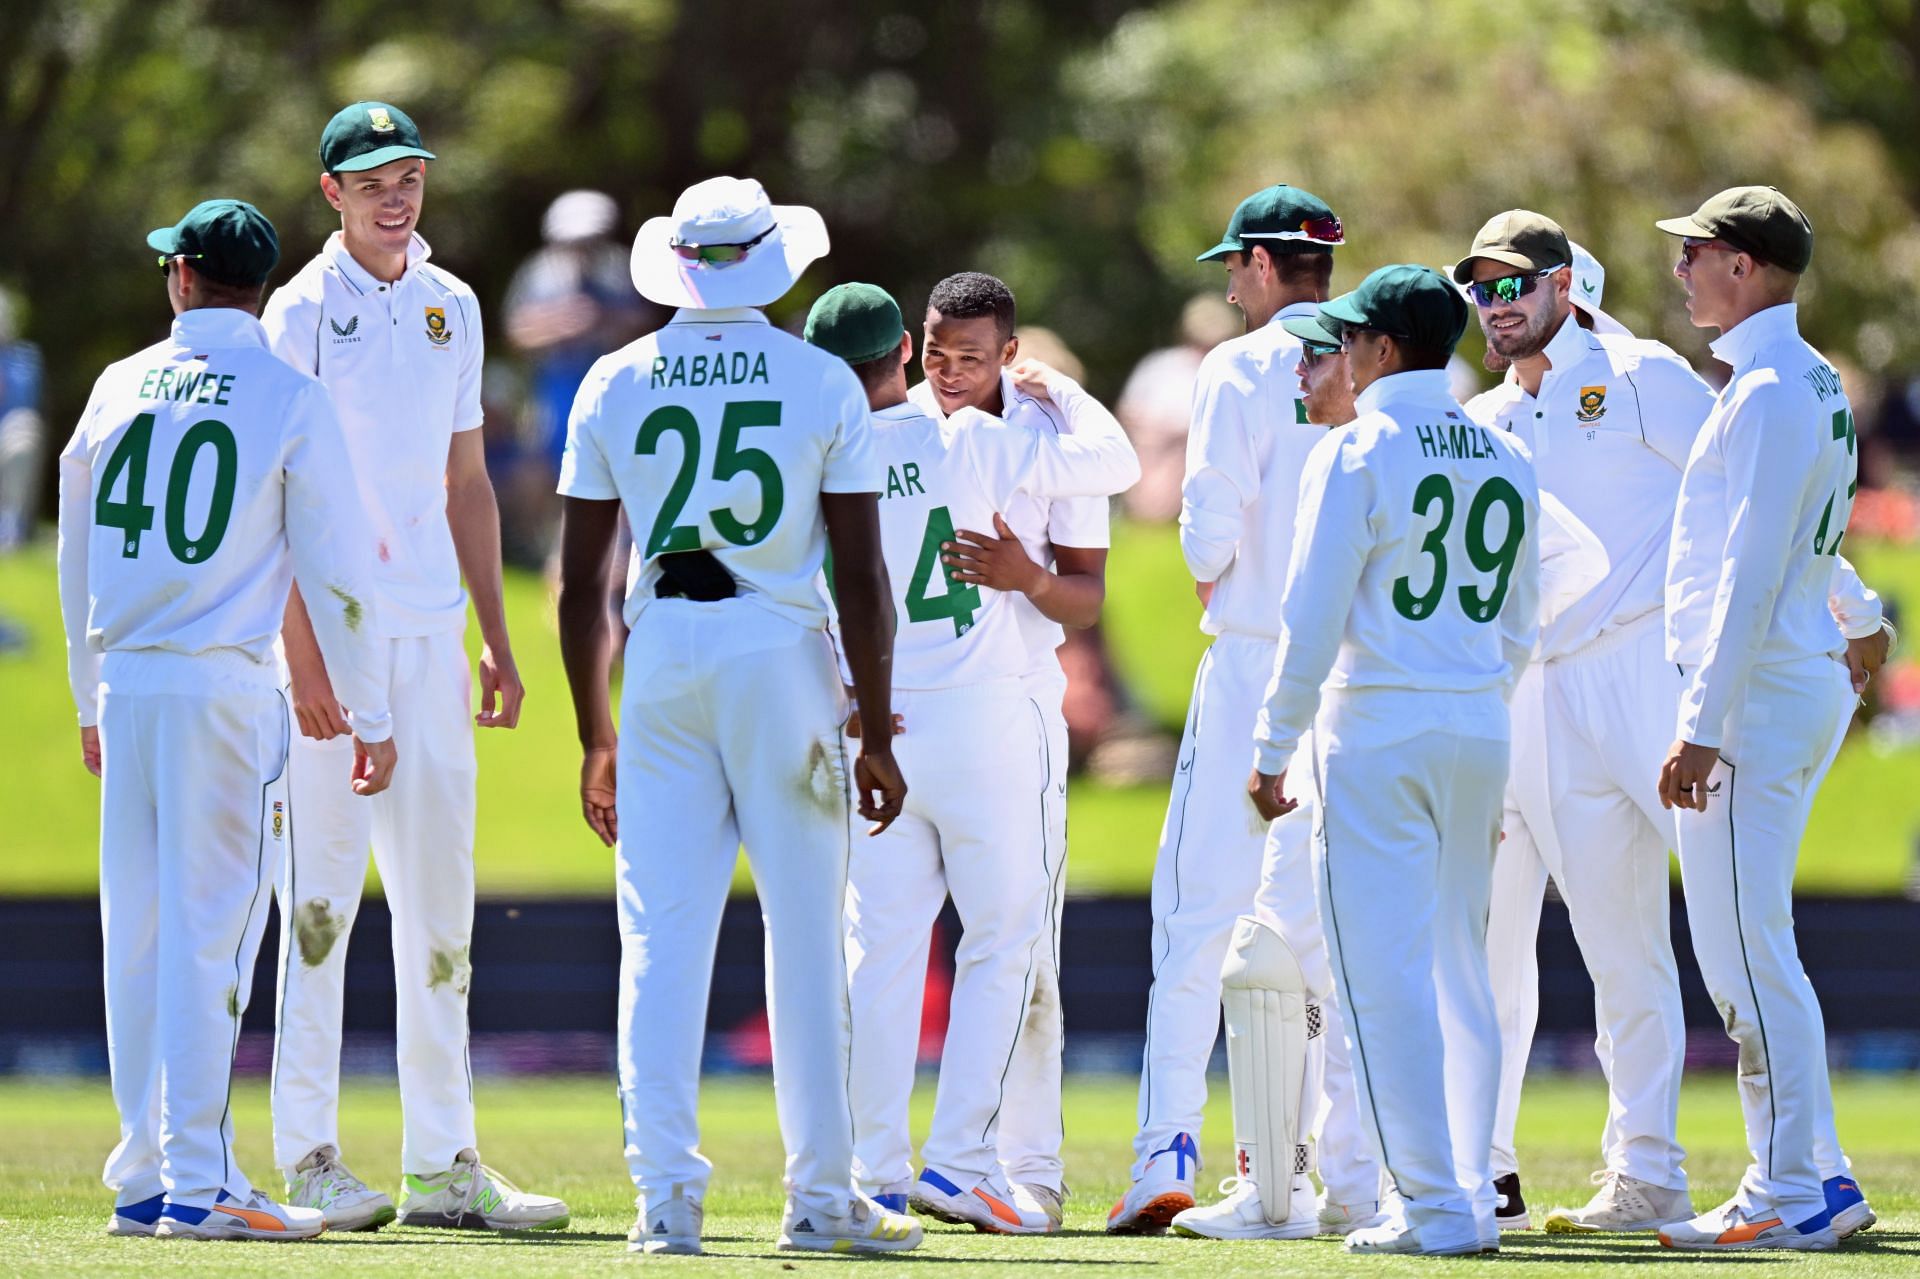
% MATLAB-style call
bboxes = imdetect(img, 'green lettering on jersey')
[883,462,927,499]
[139,368,159,398]
[1415,423,1437,457]
[905,505,981,636]
[750,353,769,383]
[650,356,669,388]
[691,354,709,386]
[214,373,236,406]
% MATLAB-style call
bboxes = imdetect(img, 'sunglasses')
[157,252,205,275]
[1678,238,1740,268]
[671,225,775,266]
[1246,215,1345,247]
[1466,264,1565,308]
[1301,342,1342,363]
[1335,323,1405,353]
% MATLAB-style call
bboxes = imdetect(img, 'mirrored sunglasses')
[671,225,775,266]
[1466,264,1565,308]
[1248,215,1345,247]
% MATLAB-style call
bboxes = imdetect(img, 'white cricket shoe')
[104,1192,165,1237]
[1172,1176,1319,1240]
[911,1167,1054,1233]
[1317,1195,1392,1236]
[628,1184,703,1255]
[778,1194,923,1253]
[1544,1169,1692,1233]
[395,1148,569,1232]
[1659,1199,1837,1252]
[1105,1132,1197,1233]
[1012,1182,1068,1232]
[1344,1218,1486,1256]
[286,1145,395,1232]
[154,1189,325,1240]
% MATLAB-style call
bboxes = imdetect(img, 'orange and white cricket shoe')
[1106,1132,1197,1234]
[912,1167,1054,1234]
[1658,1200,1838,1252]
[154,1188,325,1240]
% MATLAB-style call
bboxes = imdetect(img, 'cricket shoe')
[1105,1132,1197,1233]
[911,1167,1054,1233]
[1544,1169,1692,1233]
[869,1181,912,1215]
[1825,1175,1876,1238]
[1317,1195,1392,1237]
[629,1184,702,1255]
[1492,1171,1530,1229]
[778,1194,923,1253]
[1012,1182,1068,1231]
[1658,1201,1837,1252]
[104,1192,165,1237]
[394,1149,569,1231]
[1344,1219,1487,1256]
[1172,1176,1318,1240]
[286,1145,395,1232]
[154,1189,325,1240]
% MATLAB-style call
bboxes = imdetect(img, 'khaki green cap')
[1655,185,1812,273]
[1318,264,1469,353]
[147,198,280,287]
[321,101,436,174]
[1450,210,1572,283]
[804,282,905,365]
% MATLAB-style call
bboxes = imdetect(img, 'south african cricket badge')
[1576,385,1607,422]
[424,306,451,346]
[272,801,285,841]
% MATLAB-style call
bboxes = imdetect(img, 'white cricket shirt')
[262,232,484,637]
[1253,369,1540,775]
[560,307,880,630]
[860,397,1139,690]
[1180,301,1326,640]
[57,308,391,738]
[1666,303,1860,747]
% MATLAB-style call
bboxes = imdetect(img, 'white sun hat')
[543,190,620,244]
[631,176,829,310]
[1567,240,1632,336]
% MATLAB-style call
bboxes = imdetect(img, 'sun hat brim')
[631,203,829,309]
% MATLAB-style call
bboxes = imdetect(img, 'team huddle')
[54,96,1895,1257]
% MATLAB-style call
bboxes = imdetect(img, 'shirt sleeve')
[1180,349,1259,582]
[1253,431,1373,774]
[1678,380,1814,747]
[1635,348,1717,469]
[1828,555,1884,640]
[260,283,321,376]
[453,289,485,433]
[820,363,883,494]
[1499,467,1543,699]
[962,401,1141,508]
[556,361,619,500]
[56,396,100,727]
[282,380,392,742]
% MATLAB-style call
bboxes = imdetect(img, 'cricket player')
[806,283,1139,1234]
[1255,264,1541,1256]
[554,178,921,1256]
[59,199,395,1240]
[907,271,1109,1221]
[1112,184,1360,1236]
[1462,218,1888,1237]
[263,101,565,1231]
[1653,187,1880,1252]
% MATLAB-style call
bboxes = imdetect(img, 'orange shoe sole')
[1107,1192,1195,1235]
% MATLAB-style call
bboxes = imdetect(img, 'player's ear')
[898,331,913,368]
[319,172,344,211]
[1001,333,1019,366]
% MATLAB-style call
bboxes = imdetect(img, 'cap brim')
[146,227,182,254]
[331,145,437,174]
[1654,215,1713,239]
[1195,238,1242,263]
[1318,292,1369,328]
[1450,250,1552,283]
[1281,314,1341,348]
[631,203,830,310]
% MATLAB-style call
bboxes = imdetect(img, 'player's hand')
[1845,624,1892,695]
[844,711,905,739]
[477,644,525,729]
[1658,739,1720,811]
[80,726,102,778]
[287,655,350,741]
[580,746,618,847]
[943,513,1043,595]
[1248,766,1298,823]
[853,745,907,835]
[1008,357,1063,404]
[1195,579,1215,607]
[351,735,397,797]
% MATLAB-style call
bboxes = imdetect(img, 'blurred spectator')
[1115,294,1238,523]
[0,287,45,553]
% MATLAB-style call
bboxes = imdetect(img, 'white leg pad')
[1220,915,1314,1225]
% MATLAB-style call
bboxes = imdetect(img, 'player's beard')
[1483,305,1556,363]
[1483,347,1513,374]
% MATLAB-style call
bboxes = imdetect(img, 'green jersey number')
[1391,472,1525,623]
[634,400,786,557]
[1812,407,1856,557]
[905,505,982,636]
[94,412,238,563]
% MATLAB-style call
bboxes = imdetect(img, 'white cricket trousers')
[1488,616,1689,1188]
[1312,691,1508,1248]
[1674,655,1854,1226]
[98,648,285,1209]
[846,681,1054,1193]
[1133,633,1275,1176]
[995,668,1070,1191]
[271,629,477,1175]
[616,599,856,1215]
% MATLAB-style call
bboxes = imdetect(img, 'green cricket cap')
[1319,264,1469,354]
[1197,184,1343,262]
[1655,185,1812,273]
[804,282,905,366]
[1279,310,1342,351]
[1450,209,1572,283]
[146,198,280,288]
[320,101,436,174]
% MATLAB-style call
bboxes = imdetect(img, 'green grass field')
[0,1073,1915,1274]
[4,525,1918,897]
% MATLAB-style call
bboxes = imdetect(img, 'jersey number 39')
[1391,472,1525,623]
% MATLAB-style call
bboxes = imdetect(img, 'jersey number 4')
[94,412,238,563]
[905,505,981,636]
[1391,472,1525,622]
[635,400,785,556]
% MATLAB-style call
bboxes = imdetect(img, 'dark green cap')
[1318,264,1469,353]
[146,198,280,287]
[1450,209,1572,283]
[320,101,436,174]
[1279,310,1342,351]
[1655,185,1812,273]
[804,283,906,366]
[1197,184,1343,262]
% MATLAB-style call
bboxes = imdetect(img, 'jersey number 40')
[94,412,238,564]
